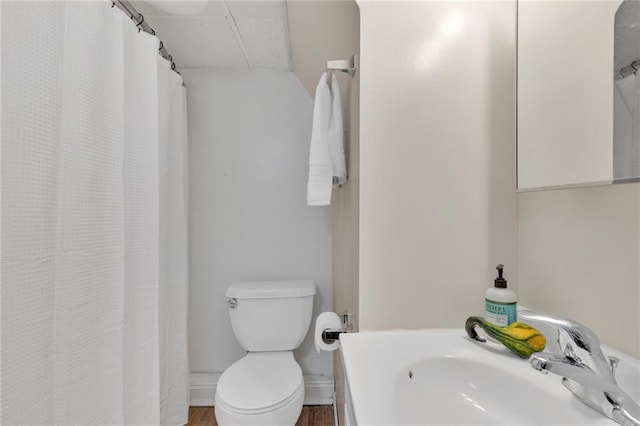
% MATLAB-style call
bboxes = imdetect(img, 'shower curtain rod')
[112,0,184,83]
[618,58,640,80]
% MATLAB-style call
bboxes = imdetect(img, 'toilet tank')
[226,280,316,352]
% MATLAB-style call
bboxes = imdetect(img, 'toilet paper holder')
[321,312,355,344]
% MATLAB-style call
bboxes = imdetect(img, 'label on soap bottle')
[485,300,517,327]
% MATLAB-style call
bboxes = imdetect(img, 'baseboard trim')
[189,373,334,406]
[190,373,221,407]
[303,374,335,405]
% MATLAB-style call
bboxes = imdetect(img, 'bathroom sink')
[340,329,640,425]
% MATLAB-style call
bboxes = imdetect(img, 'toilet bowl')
[215,280,316,426]
[215,352,304,425]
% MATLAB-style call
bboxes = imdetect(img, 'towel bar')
[327,54,357,78]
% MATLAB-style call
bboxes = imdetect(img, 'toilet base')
[214,386,304,426]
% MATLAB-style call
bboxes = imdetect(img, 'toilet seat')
[216,351,304,415]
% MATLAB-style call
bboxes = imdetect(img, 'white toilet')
[215,280,316,426]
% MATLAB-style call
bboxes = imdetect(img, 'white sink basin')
[340,329,640,425]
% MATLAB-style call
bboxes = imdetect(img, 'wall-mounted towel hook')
[327,54,358,78]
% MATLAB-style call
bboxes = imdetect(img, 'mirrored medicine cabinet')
[517,0,640,191]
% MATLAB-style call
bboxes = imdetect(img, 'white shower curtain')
[1,1,189,425]
[157,53,190,426]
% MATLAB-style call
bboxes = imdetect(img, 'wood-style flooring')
[186,405,335,426]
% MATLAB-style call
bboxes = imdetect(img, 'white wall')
[519,184,640,357]
[358,1,519,330]
[184,68,333,376]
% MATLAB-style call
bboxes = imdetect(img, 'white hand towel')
[307,73,334,206]
[328,72,347,187]
[307,72,347,206]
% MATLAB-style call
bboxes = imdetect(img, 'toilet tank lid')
[226,280,316,299]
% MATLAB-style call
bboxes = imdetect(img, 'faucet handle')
[518,310,601,362]
[559,321,602,356]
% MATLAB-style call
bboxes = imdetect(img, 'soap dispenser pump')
[485,264,517,327]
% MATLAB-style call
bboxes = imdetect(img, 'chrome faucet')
[518,310,640,426]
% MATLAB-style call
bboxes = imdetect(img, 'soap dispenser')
[485,264,517,327]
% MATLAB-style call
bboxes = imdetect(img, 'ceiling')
[130,0,292,70]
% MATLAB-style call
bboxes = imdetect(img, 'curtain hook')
[134,13,144,30]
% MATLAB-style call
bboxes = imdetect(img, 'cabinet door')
[517,1,620,190]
